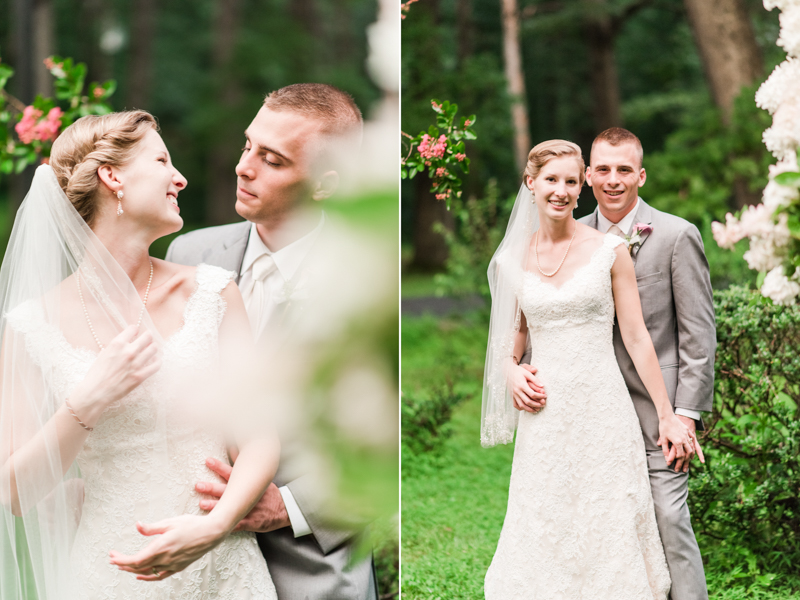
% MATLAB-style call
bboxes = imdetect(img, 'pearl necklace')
[76,260,154,350]
[535,222,577,278]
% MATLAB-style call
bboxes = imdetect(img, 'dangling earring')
[116,190,124,216]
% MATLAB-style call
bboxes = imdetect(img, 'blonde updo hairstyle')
[49,111,158,226]
[524,139,585,189]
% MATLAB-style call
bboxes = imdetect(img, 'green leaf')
[0,63,14,90]
[14,157,30,174]
[774,171,800,187]
[0,158,13,174]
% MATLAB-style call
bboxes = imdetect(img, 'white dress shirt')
[239,215,324,538]
[595,198,702,423]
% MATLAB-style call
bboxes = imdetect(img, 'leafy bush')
[401,382,467,455]
[690,286,800,584]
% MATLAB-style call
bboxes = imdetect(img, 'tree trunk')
[683,0,762,125]
[412,175,454,270]
[500,0,531,175]
[206,0,245,226]
[33,0,54,97]
[584,0,622,132]
[684,0,763,209]
[126,0,157,109]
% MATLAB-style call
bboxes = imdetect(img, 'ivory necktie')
[607,224,626,239]
[242,253,277,336]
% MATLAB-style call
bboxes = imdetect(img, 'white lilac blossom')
[761,267,800,305]
[714,1,800,303]
[778,5,800,56]
[756,58,800,115]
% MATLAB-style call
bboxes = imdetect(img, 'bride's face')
[527,156,582,221]
[110,129,187,237]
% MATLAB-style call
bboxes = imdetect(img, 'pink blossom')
[435,193,448,200]
[417,133,447,160]
[464,119,472,127]
[431,101,441,110]
[43,57,55,70]
[634,222,653,235]
[93,87,105,99]
[455,153,466,162]
[436,167,447,177]
[712,213,745,250]
[15,106,43,144]
[33,107,63,142]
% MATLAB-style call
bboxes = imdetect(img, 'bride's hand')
[109,514,228,581]
[509,363,547,413]
[657,414,701,473]
[70,326,160,425]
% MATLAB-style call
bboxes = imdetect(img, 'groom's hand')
[196,457,291,533]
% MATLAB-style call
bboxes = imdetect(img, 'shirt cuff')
[278,486,312,538]
[675,408,702,422]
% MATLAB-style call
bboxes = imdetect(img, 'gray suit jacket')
[579,200,716,453]
[166,222,377,600]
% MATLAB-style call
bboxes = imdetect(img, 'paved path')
[401,295,485,317]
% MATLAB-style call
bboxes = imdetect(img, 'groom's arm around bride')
[166,84,377,600]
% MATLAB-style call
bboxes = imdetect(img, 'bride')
[0,111,278,598]
[482,140,700,599]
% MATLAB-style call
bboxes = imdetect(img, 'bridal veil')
[0,165,169,598]
[480,183,539,447]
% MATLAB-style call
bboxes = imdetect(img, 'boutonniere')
[274,275,311,304]
[624,222,653,255]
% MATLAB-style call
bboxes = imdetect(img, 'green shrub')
[401,382,467,455]
[690,286,800,584]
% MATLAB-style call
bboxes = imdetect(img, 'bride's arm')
[610,245,702,471]
[508,313,547,412]
[110,281,281,582]
[0,325,160,515]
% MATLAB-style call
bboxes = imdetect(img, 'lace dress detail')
[484,235,671,600]
[6,263,277,600]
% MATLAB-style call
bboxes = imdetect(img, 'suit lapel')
[629,200,654,264]
[585,209,599,231]
[208,223,249,284]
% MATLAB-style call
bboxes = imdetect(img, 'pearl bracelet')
[65,399,93,432]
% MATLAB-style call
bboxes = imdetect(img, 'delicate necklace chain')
[535,222,577,278]
[76,259,154,350]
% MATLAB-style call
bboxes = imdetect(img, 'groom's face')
[586,141,646,223]
[235,106,323,225]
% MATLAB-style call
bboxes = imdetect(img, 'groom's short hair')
[592,127,643,168]
[263,83,363,138]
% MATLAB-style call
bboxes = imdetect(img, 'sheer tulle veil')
[0,165,169,598]
[480,183,539,447]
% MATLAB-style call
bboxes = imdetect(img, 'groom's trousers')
[646,451,708,600]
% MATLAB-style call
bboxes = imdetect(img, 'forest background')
[1,0,398,598]
[402,0,800,598]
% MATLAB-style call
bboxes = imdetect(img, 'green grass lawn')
[401,313,800,600]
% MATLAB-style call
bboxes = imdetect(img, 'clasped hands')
[509,363,547,413]
[109,457,290,581]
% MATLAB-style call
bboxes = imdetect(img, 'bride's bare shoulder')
[152,259,198,299]
[574,222,606,252]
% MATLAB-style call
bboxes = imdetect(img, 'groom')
[522,128,716,600]
[165,83,377,600]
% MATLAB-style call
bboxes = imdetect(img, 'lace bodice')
[7,264,276,599]
[485,234,671,599]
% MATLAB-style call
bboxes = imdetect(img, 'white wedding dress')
[7,264,277,600]
[484,234,671,600]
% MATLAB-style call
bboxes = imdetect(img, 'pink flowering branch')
[0,56,116,177]
[401,99,477,208]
